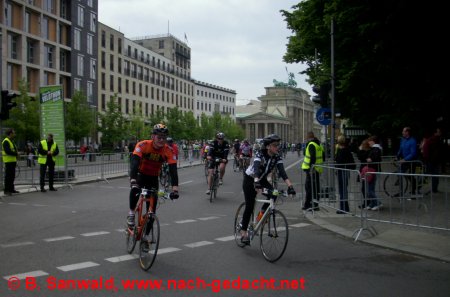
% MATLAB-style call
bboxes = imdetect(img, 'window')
[74,29,81,50]
[74,78,81,91]
[42,17,48,39]
[159,40,164,49]
[77,55,84,76]
[5,2,12,26]
[78,5,84,27]
[101,52,105,68]
[87,34,93,54]
[90,59,96,79]
[110,75,114,92]
[8,34,19,59]
[90,12,96,32]
[110,34,114,51]
[101,30,105,47]
[118,57,122,73]
[87,82,94,104]
[44,44,54,68]
[118,38,122,54]
[110,54,114,71]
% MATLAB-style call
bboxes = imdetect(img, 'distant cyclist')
[240,134,296,244]
[127,124,179,227]
[206,132,230,194]
[239,139,253,169]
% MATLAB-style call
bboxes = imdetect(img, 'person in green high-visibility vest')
[38,133,59,192]
[2,128,20,195]
[301,131,325,211]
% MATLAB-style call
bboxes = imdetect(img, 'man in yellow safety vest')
[301,131,324,210]
[38,133,59,192]
[2,128,20,195]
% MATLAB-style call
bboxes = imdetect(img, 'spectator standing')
[301,131,324,211]
[26,142,36,167]
[356,138,371,208]
[365,136,383,210]
[2,128,20,195]
[38,133,59,192]
[397,127,418,196]
[422,127,445,193]
[167,137,179,163]
[335,135,356,214]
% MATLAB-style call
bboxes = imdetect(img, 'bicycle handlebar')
[261,188,288,198]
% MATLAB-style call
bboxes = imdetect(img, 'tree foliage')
[5,79,40,145]
[282,0,449,137]
[65,90,94,144]
[97,97,127,148]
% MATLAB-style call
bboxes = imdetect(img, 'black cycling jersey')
[245,150,288,181]
[208,140,230,159]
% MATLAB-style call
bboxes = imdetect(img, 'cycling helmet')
[167,137,173,143]
[234,139,239,142]
[263,134,281,146]
[216,132,225,140]
[243,139,249,143]
[153,123,168,135]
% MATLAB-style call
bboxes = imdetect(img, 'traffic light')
[311,82,331,107]
[0,90,18,120]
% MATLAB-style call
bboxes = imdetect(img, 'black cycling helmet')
[216,132,225,140]
[153,123,168,135]
[263,134,281,146]
[167,137,173,143]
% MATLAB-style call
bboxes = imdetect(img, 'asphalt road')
[1,154,449,297]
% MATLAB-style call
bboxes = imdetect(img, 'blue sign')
[316,108,332,125]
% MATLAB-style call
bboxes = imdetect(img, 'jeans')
[337,170,350,211]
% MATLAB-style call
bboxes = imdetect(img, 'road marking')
[57,261,100,272]
[156,247,181,254]
[0,242,34,248]
[105,254,138,263]
[290,223,310,228]
[4,270,48,280]
[8,202,27,206]
[175,219,196,224]
[44,236,75,242]
[184,241,214,248]
[215,235,235,241]
[32,204,47,207]
[198,216,220,221]
[179,181,193,185]
[81,231,110,237]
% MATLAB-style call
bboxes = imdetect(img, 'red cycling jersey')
[133,140,177,176]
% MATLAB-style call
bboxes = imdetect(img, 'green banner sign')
[39,85,66,168]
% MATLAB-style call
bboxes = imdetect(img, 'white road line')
[156,247,181,254]
[184,241,214,248]
[179,181,193,185]
[8,202,27,206]
[215,235,235,241]
[32,204,47,207]
[290,223,310,228]
[0,242,34,248]
[198,216,220,221]
[57,261,100,272]
[4,270,48,280]
[44,236,75,242]
[175,219,196,224]
[105,254,138,263]
[80,231,110,237]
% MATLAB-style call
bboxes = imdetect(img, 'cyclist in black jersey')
[206,132,230,194]
[240,134,296,244]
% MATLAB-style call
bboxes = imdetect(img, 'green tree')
[5,79,40,145]
[282,0,449,137]
[65,90,94,145]
[97,97,127,149]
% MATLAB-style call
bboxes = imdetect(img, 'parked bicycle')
[383,160,425,198]
[125,186,173,271]
[233,188,289,262]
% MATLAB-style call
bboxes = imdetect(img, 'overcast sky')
[98,0,311,105]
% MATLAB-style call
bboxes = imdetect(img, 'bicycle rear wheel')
[233,158,238,172]
[260,209,288,262]
[383,173,408,198]
[204,164,209,183]
[139,214,160,271]
[234,202,253,248]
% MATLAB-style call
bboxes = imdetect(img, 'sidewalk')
[280,199,450,262]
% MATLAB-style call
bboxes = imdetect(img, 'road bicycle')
[125,186,172,271]
[383,161,426,198]
[233,188,289,262]
[239,156,251,173]
[159,162,171,190]
[232,154,241,172]
[267,167,279,189]
[203,160,209,183]
[208,158,222,203]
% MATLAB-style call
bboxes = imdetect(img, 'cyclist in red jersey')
[127,124,179,227]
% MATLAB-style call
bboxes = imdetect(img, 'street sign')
[316,108,332,125]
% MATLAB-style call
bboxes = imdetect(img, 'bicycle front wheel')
[234,202,253,248]
[260,209,288,262]
[139,214,160,271]
[383,173,408,198]
[125,225,137,254]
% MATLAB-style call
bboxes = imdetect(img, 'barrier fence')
[309,158,449,240]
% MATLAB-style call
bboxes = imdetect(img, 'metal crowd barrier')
[308,158,450,241]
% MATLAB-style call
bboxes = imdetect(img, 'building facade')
[193,79,236,121]
[0,0,98,103]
